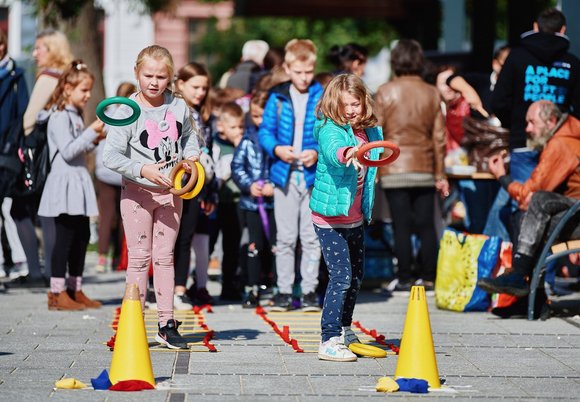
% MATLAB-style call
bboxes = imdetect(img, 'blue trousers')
[314,224,364,342]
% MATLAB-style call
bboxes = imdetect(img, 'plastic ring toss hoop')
[96,97,141,126]
[183,161,205,200]
[356,140,400,167]
[169,160,205,199]
[348,343,387,358]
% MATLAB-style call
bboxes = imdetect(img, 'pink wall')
[154,0,233,69]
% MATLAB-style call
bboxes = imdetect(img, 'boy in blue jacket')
[259,39,323,311]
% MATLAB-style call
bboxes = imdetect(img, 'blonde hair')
[46,60,94,112]
[284,39,317,66]
[316,74,377,129]
[36,29,73,72]
[135,45,175,88]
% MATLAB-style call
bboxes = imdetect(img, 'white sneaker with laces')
[318,336,357,362]
[173,294,194,310]
[339,326,361,346]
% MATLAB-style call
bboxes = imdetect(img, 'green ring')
[96,96,141,126]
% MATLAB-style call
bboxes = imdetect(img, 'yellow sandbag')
[55,378,87,389]
[376,376,399,392]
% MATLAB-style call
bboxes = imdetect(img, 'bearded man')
[477,100,580,301]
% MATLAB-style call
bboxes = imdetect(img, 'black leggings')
[52,214,89,279]
[217,202,242,291]
[384,187,438,282]
[238,208,276,287]
[174,198,201,287]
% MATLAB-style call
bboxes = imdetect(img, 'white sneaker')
[173,294,194,310]
[318,336,357,362]
[8,262,29,279]
[339,326,361,346]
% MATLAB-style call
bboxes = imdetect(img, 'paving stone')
[1,251,579,401]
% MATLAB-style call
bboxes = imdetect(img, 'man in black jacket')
[492,8,579,147]
[487,7,579,243]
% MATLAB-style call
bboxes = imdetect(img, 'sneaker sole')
[478,281,529,297]
[317,353,357,362]
[269,306,290,312]
[154,334,189,350]
[301,306,321,312]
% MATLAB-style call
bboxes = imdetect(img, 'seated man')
[477,100,580,297]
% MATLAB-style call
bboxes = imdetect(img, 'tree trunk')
[59,2,104,123]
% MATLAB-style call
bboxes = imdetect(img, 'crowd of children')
[3,5,578,356]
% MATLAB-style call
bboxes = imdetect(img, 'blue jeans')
[314,224,364,342]
[483,149,539,241]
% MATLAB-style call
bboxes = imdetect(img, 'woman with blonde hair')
[10,29,73,287]
[23,29,73,135]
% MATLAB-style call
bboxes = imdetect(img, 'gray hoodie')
[103,91,200,189]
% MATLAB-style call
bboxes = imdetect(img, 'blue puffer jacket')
[232,117,273,212]
[309,118,383,222]
[258,81,323,189]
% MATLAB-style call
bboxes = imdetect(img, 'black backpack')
[13,113,61,198]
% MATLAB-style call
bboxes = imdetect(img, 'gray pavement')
[1,251,580,401]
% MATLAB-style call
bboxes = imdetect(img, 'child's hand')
[181,158,198,173]
[201,200,216,215]
[344,146,362,171]
[141,162,172,187]
[274,145,296,163]
[300,149,318,168]
[262,183,274,197]
[250,182,263,197]
[90,118,105,133]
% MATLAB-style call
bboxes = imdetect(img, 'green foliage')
[197,17,397,80]
[28,0,178,26]
[33,0,89,26]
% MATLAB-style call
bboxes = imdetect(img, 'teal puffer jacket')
[309,118,383,222]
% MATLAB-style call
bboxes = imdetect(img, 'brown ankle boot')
[71,290,102,309]
[47,292,57,310]
[54,291,86,310]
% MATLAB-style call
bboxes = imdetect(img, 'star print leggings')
[314,224,365,342]
[121,180,182,327]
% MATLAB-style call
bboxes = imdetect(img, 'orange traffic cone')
[109,284,155,387]
[394,286,441,388]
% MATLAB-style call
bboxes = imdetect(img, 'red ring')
[356,140,400,167]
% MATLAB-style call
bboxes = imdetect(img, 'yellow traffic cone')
[109,283,155,387]
[394,286,441,388]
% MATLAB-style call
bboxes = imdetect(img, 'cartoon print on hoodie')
[139,110,183,168]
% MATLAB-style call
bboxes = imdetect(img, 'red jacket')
[508,114,580,205]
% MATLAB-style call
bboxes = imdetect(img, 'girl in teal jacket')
[310,74,383,362]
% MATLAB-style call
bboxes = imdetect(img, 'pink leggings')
[121,180,182,326]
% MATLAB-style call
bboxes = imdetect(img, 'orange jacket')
[508,114,580,205]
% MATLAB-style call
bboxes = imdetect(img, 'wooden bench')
[528,200,580,320]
